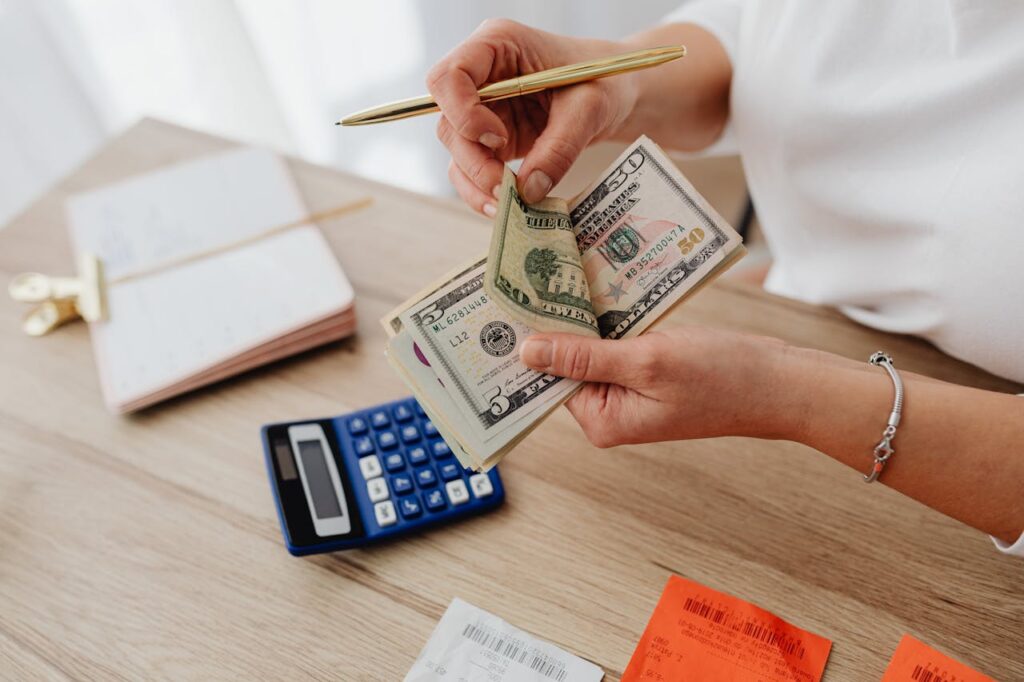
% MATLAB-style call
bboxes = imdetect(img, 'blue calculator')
[261,396,505,555]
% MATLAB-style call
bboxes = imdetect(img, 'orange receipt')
[622,576,832,682]
[881,634,994,682]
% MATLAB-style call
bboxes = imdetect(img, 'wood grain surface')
[0,119,1020,681]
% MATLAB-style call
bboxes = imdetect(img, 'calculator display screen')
[296,440,343,519]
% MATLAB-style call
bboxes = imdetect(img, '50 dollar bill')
[487,135,745,340]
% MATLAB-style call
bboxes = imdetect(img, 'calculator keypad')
[390,473,413,495]
[358,455,382,479]
[407,446,429,466]
[366,477,389,503]
[445,479,470,506]
[438,462,461,481]
[383,452,405,472]
[374,501,397,527]
[469,473,493,498]
[348,417,368,435]
[424,489,446,512]
[416,467,438,488]
[348,398,499,529]
[398,496,422,519]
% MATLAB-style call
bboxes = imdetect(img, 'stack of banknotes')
[382,136,745,471]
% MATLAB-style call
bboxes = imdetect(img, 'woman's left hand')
[519,325,1024,545]
[518,326,818,447]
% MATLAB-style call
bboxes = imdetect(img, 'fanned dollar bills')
[383,136,745,471]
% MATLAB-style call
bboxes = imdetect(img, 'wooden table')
[1,119,1021,681]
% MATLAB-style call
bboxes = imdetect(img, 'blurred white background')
[0,0,687,228]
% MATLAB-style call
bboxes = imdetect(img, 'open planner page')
[67,147,357,412]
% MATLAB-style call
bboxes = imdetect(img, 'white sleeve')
[992,532,1024,557]
[662,0,743,156]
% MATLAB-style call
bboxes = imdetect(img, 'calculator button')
[383,452,405,472]
[370,411,390,428]
[377,430,398,450]
[407,446,429,466]
[414,401,427,417]
[347,417,368,435]
[354,436,374,456]
[358,455,382,479]
[399,495,422,519]
[390,473,413,495]
[445,479,470,506]
[393,404,414,422]
[438,462,461,481]
[469,473,494,499]
[424,489,446,512]
[422,420,438,437]
[366,477,389,503]
[374,501,397,527]
[400,425,420,444]
[415,467,438,488]
[431,441,452,459]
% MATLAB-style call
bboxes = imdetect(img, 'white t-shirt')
[666,1,1024,556]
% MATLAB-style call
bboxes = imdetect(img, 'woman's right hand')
[426,19,639,215]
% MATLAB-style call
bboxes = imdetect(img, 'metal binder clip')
[8,253,108,336]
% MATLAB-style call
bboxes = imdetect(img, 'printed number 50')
[678,227,706,255]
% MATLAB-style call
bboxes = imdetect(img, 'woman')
[424,3,1024,554]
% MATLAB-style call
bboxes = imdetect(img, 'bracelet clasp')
[863,353,903,484]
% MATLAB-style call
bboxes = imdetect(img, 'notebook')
[66,147,362,413]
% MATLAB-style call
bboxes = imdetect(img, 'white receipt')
[405,598,603,682]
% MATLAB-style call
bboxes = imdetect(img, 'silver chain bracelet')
[863,351,904,483]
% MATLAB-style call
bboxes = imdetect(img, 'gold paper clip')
[8,253,108,336]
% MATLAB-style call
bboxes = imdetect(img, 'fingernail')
[520,338,552,368]
[479,132,506,150]
[491,185,501,199]
[523,171,552,203]
[482,202,496,217]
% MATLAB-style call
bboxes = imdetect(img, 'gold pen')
[338,45,686,126]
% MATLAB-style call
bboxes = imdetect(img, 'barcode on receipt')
[911,665,950,682]
[683,596,807,659]
[462,622,568,681]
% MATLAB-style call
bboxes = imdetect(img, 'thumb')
[517,86,607,202]
[519,333,633,383]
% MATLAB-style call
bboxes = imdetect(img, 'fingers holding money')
[519,333,657,384]
[564,383,628,449]
[448,160,497,217]
[439,116,505,213]
[523,325,806,449]
[516,85,609,202]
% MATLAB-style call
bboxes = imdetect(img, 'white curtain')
[0,0,684,228]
